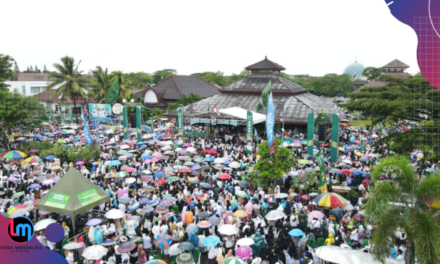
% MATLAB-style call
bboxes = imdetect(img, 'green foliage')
[362,67,386,81]
[0,54,15,91]
[167,93,203,111]
[305,74,354,96]
[0,90,46,149]
[90,66,113,102]
[290,173,319,193]
[39,143,101,162]
[152,69,176,84]
[18,140,54,157]
[124,72,152,89]
[226,70,250,86]
[250,139,294,187]
[192,71,230,87]
[110,71,134,103]
[365,155,440,264]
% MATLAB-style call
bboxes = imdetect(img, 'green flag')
[316,148,327,192]
[256,81,271,110]
[293,128,298,135]
[380,123,388,137]
[106,76,120,104]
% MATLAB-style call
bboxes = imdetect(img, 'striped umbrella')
[313,192,349,208]
[146,260,167,264]
[155,233,173,249]
[193,192,205,199]
[105,172,117,179]
[144,186,155,192]
[0,151,27,159]
[225,257,245,264]
[22,156,43,165]
[117,242,136,253]
[137,207,154,215]
[155,205,169,214]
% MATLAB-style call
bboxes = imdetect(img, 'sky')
[1,0,420,76]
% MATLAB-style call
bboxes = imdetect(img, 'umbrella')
[313,192,349,208]
[236,246,253,260]
[144,186,155,192]
[169,243,184,256]
[201,183,212,189]
[208,215,220,226]
[233,210,248,218]
[330,208,345,219]
[236,191,247,197]
[309,211,325,219]
[155,233,173,249]
[105,172,116,179]
[196,212,210,220]
[265,210,285,220]
[34,218,57,231]
[105,209,125,219]
[166,176,180,183]
[117,241,136,253]
[28,183,42,189]
[178,242,194,251]
[203,235,220,247]
[218,224,238,235]
[22,156,43,164]
[197,220,212,229]
[342,203,354,211]
[118,196,131,204]
[155,205,169,214]
[101,239,116,246]
[63,242,83,250]
[353,213,365,221]
[176,253,195,264]
[236,237,254,246]
[186,223,198,234]
[225,257,244,264]
[238,181,250,189]
[82,245,108,260]
[0,150,27,159]
[7,177,19,183]
[11,192,24,199]
[288,228,304,236]
[297,159,309,165]
[116,189,128,195]
[217,173,231,179]
[86,218,102,226]
[275,193,289,199]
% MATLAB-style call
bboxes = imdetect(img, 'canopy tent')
[35,168,111,233]
[219,107,266,124]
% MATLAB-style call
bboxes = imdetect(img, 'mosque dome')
[343,61,365,78]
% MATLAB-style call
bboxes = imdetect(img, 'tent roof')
[219,107,266,124]
[35,168,111,217]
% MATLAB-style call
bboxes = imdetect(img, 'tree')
[124,72,153,89]
[365,155,440,264]
[152,69,176,84]
[0,89,46,150]
[46,56,91,123]
[167,93,203,110]
[43,64,47,73]
[249,139,294,187]
[301,73,354,96]
[192,71,229,87]
[14,61,19,73]
[363,67,386,81]
[90,66,113,102]
[226,70,251,86]
[29,65,34,72]
[0,54,15,91]
[110,71,133,103]
[35,65,40,73]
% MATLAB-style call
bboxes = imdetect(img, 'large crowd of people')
[0,118,423,264]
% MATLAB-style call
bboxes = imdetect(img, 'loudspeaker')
[129,113,137,128]
[318,124,326,141]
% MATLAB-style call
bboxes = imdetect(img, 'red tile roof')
[35,89,95,103]
[10,73,49,82]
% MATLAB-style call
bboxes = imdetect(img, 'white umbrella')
[125,177,136,184]
[186,147,196,153]
[214,158,225,164]
[142,170,152,174]
[105,209,125,219]
[163,141,174,145]
[342,203,354,211]
[236,238,254,246]
[161,146,172,151]
[218,224,239,235]
[275,193,289,199]
[82,245,108,260]
[316,246,402,264]
[35,219,56,231]
[169,243,184,256]
[265,210,286,220]
[342,159,352,165]
[9,209,28,218]
[63,242,83,250]
[228,161,241,169]
[120,145,130,150]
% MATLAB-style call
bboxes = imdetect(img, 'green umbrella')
[166,177,180,183]
[11,191,25,199]
[225,257,244,264]
[117,172,128,177]
[297,159,309,165]
[194,158,204,162]
[314,167,320,171]
[301,140,308,145]
[118,150,128,155]
[57,139,66,144]
[236,191,247,198]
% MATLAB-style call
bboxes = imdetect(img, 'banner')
[331,114,339,163]
[177,108,183,136]
[68,108,73,123]
[254,128,259,142]
[316,148,327,192]
[136,107,142,143]
[122,106,128,140]
[45,192,70,208]
[190,118,238,126]
[171,130,206,137]
[266,92,275,155]
[89,104,112,123]
[76,188,100,206]
[81,111,93,146]
[246,111,253,155]
[211,117,217,126]
[307,113,315,157]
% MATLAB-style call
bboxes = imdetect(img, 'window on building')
[30,86,45,94]
[22,85,26,95]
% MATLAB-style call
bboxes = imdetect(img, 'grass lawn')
[350,119,372,128]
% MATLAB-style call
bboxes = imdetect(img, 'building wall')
[4,81,48,96]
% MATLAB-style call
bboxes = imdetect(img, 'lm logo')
[7,216,34,243]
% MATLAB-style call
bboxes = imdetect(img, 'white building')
[5,72,49,96]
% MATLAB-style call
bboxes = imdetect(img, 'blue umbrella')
[204,157,215,162]
[201,183,212,189]
[155,233,173,249]
[208,216,220,226]
[345,146,353,150]
[426,168,437,173]
[127,202,141,211]
[140,198,150,204]
[362,172,371,178]
[229,203,239,211]
[189,181,199,185]
[29,184,41,189]
[142,154,152,159]
[140,145,147,150]
[203,235,220,247]
[289,228,304,236]
[34,135,42,140]
[154,171,165,178]
[47,133,54,137]
[118,196,131,204]
[138,207,154,214]
[44,155,55,160]
[239,181,250,189]
[148,200,159,206]
[108,160,121,166]
[141,125,151,131]
[186,223,198,235]
[179,241,195,251]
[224,161,231,165]
[89,123,100,128]
[352,170,363,176]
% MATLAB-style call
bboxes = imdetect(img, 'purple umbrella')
[236,246,253,260]
[76,160,85,165]
[86,218,102,226]
[7,177,19,182]
[178,150,188,154]
[191,165,201,170]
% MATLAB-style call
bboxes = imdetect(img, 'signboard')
[76,188,100,206]
[45,192,70,208]
[89,104,112,123]
[266,93,275,155]
[211,117,217,126]
[190,118,238,126]
[246,111,253,155]
[177,108,183,136]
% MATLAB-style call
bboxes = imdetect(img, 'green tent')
[35,168,111,232]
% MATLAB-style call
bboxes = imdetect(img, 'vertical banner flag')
[307,113,315,157]
[214,104,220,115]
[266,92,275,155]
[316,148,327,192]
[331,114,339,163]
[177,108,183,136]
[254,128,259,142]
[122,106,128,140]
[246,111,253,155]
[136,107,142,143]
[380,123,388,137]
[81,111,93,146]
[106,76,120,105]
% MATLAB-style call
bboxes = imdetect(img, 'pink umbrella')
[183,143,191,147]
[153,153,163,159]
[128,142,135,146]
[118,156,127,161]
[80,138,86,142]
[141,176,152,182]
[362,154,371,158]
[125,167,135,173]
[116,190,128,195]
[29,149,39,153]
[236,246,253,260]
[151,158,159,162]
[76,160,85,165]
[309,211,325,219]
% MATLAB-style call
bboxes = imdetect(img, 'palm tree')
[46,56,91,123]
[365,155,440,264]
[90,66,112,102]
